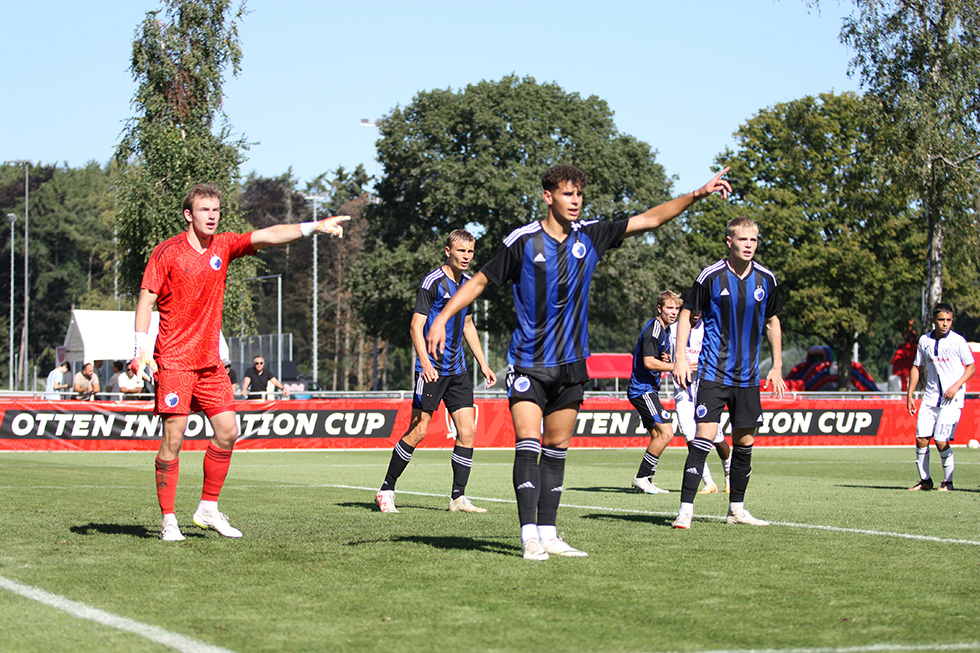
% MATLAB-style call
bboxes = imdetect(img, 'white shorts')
[916,403,961,443]
[675,381,722,443]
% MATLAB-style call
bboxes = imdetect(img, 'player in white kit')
[669,311,731,494]
[906,303,975,491]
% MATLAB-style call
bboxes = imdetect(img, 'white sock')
[162,513,178,526]
[722,454,731,476]
[520,523,539,544]
[198,500,218,514]
[939,447,954,483]
[678,501,694,517]
[730,501,745,514]
[701,463,715,486]
[537,525,557,542]
[915,446,930,480]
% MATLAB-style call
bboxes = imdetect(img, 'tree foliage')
[688,92,924,387]
[358,74,678,359]
[837,0,980,316]
[114,0,255,328]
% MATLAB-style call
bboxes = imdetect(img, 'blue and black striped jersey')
[684,259,782,387]
[627,317,670,398]
[414,267,470,375]
[481,218,628,368]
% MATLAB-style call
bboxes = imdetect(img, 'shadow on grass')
[336,501,450,513]
[570,486,642,495]
[580,512,676,527]
[834,483,980,493]
[69,523,204,539]
[345,534,517,556]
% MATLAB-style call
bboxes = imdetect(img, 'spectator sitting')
[117,366,146,400]
[73,362,100,401]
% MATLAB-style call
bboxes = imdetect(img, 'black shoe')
[908,478,934,491]
[938,481,953,491]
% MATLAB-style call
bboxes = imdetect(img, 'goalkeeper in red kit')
[134,183,349,541]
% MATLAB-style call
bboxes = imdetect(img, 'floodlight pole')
[4,161,29,391]
[303,194,330,389]
[7,213,15,391]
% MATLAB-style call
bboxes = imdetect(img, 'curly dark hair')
[541,165,588,193]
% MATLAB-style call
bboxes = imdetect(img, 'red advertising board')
[2,394,977,451]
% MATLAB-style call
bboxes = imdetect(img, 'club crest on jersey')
[514,376,531,393]
[164,392,179,408]
[754,286,765,302]
[571,242,587,259]
[209,255,223,271]
[696,404,708,419]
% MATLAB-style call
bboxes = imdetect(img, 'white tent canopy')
[61,309,229,364]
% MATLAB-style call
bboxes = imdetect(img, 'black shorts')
[695,379,763,429]
[628,392,671,431]
[506,361,589,416]
[412,371,473,413]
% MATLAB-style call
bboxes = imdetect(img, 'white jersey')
[670,320,704,401]
[913,330,974,408]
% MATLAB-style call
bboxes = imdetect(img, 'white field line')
[0,575,234,653]
[316,483,980,547]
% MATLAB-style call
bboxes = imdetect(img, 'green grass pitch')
[1,446,978,652]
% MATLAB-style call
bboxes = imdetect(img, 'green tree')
[688,92,924,388]
[114,0,255,329]
[837,0,980,317]
[358,74,678,367]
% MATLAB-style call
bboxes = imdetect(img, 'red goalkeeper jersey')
[142,231,255,370]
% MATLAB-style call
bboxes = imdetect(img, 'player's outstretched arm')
[427,272,489,360]
[462,315,497,389]
[251,216,351,251]
[623,168,731,238]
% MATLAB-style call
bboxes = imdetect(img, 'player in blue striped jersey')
[376,230,497,514]
[671,217,785,529]
[427,164,732,560]
[627,291,682,495]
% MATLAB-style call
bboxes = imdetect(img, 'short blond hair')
[657,290,682,310]
[726,217,759,238]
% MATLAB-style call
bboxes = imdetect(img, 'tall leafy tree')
[688,92,924,387]
[357,74,678,365]
[836,0,980,315]
[114,0,255,326]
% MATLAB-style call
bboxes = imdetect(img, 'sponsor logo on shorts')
[696,404,708,419]
[571,242,587,259]
[165,392,179,408]
[754,286,765,302]
[514,376,531,393]
[209,255,222,271]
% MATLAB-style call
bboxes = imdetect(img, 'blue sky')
[2,1,861,196]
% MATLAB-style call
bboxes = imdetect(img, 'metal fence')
[227,334,294,380]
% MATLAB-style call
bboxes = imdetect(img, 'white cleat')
[192,508,243,538]
[376,490,399,513]
[449,496,487,513]
[726,507,769,526]
[160,517,185,542]
[541,536,588,557]
[672,512,693,530]
[632,476,670,494]
[522,538,549,561]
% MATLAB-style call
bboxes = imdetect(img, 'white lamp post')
[303,194,330,389]
[4,160,29,391]
[7,213,15,391]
